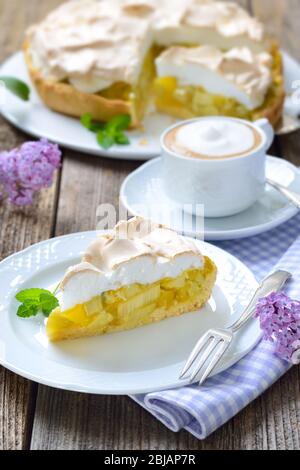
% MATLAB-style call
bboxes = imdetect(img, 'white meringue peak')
[60,218,204,311]
[26,0,269,92]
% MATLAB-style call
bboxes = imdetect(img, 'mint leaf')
[80,113,93,129]
[17,301,39,318]
[106,114,131,133]
[80,113,104,132]
[115,132,130,145]
[80,113,131,149]
[0,76,30,101]
[40,293,59,316]
[97,131,115,149]
[16,288,51,302]
[16,288,59,318]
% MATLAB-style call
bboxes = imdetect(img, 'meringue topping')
[184,1,264,41]
[156,45,273,109]
[26,0,268,92]
[60,218,204,311]
[27,0,153,88]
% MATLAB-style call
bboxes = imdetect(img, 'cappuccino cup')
[161,116,274,218]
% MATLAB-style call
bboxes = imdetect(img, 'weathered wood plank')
[0,0,62,450]
[251,0,286,39]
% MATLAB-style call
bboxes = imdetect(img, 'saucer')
[120,156,300,241]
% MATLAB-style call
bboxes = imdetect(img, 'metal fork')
[179,270,292,386]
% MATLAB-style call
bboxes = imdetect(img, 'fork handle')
[229,270,291,333]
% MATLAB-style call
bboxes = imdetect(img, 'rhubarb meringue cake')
[47,218,217,342]
[24,0,284,128]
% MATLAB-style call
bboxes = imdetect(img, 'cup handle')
[255,118,274,151]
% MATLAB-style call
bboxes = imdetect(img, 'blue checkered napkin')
[131,212,300,439]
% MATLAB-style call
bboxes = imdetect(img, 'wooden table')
[0,0,299,450]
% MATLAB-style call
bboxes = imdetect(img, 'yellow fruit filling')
[95,47,156,126]
[47,256,217,342]
[154,45,284,122]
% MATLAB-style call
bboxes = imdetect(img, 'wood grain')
[0,0,299,450]
[0,0,64,449]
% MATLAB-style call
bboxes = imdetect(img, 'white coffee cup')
[161,117,274,218]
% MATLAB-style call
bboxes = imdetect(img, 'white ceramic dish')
[120,156,300,241]
[0,231,260,395]
[0,51,299,160]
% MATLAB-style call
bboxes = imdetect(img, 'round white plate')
[0,231,260,395]
[120,156,300,241]
[0,51,300,160]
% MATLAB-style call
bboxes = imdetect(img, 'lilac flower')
[0,139,61,206]
[255,292,300,364]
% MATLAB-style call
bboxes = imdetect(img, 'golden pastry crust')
[23,41,139,127]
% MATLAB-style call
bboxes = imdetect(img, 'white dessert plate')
[0,231,261,395]
[120,156,300,241]
[0,51,300,160]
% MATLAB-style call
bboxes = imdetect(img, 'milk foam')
[175,119,258,158]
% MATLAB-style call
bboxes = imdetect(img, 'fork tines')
[180,329,232,385]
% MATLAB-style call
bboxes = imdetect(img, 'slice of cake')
[47,218,217,342]
[154,45,285,126]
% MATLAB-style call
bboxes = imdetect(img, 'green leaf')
[96,131,115,149]
[115,132,130,145]
[16,288,50,302]
[80,113,92,128]
[80,113,104,132]
[39,293,59,316]
[80,112,131,149]
[17,302,39,318]
[16,288,59,318]
[0,76,30,101]
[106,114,131,133]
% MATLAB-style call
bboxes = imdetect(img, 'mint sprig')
[16,288,59,318]
[80,113,104,132]
[80,113,131,150]
[0,76,30,101]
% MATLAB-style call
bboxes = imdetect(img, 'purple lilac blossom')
[0,138,61,206]
[255,292,300,363]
